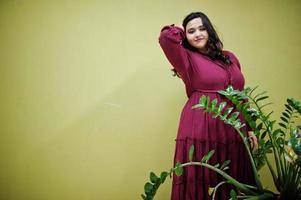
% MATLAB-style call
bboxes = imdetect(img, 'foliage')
[141,86,301,199]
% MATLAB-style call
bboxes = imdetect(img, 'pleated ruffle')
[171,92,255,200]
[171,138,255,200]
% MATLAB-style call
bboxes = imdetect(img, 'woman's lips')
[195,38,204,42]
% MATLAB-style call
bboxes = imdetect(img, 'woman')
[159,12,258,199]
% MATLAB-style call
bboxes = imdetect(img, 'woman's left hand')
[248,131,258,152]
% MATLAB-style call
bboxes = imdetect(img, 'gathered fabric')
[159,24,255,200]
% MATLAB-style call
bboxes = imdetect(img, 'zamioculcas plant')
[141,86,301,200]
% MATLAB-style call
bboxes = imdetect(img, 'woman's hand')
[248,131,258,152]
[178,24,184,31]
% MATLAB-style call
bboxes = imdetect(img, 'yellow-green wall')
[0,0,300,199]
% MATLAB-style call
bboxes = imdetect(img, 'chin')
[195,45,205,50]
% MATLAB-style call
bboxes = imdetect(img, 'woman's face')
[185,17,209,53]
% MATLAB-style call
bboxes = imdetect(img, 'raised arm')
[158,24,190,79]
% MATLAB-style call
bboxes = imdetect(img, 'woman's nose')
[195,30,202,37]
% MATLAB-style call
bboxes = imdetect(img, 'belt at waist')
[193,88,225,93]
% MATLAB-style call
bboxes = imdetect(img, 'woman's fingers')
[248,132,258,152]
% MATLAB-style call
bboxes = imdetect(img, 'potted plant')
[141,86,301,200]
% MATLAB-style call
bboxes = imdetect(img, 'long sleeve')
[158,24,190,80]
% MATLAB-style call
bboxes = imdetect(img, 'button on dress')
[159,25,255,200]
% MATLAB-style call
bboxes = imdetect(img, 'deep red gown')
[159,24,255,200]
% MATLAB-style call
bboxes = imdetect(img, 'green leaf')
[296,156,301,166]
[208,187,215,196]
[205,97,212,112]
[234,121,243,129]
[222,107,234,119]
[196,95,208,108]
[217,102,227,114]
[192,96,207,109]
[256,95,269,103]
[259,102,273,109]
[254,129,260,138]
[211,98,218,109]
[236,102,243,110]
[230,112,240,121]
[276,138,285,147]
[248,120,256,130]
[249,85,259,96]
[205,96,211,108]
[201,150,215,163]
[191,104,203,109]
[285,104,293,112]
[160,172,168,183]
[144,182,153,194]
[280,116,289,123]
[279,122,287,129]
[141,194,147,200]
[287,98,293,105]
[293,145,301,155]
[256,123,263,130]
[265,111,274,120]
[273,129,283,137]
[242,103,251,112]
[154,176,161,187]
[230,189,238,200]
[282,112,290,118]
[261,130,267,139]
[223,166,230,171]
[225,85,234,93]
[218,90,229,96]
[213,163,220,168]
[254,91,267,99]
[288,98,301,114]
[174,162,183,176]
[244,87,252,94]
[150,172,158,184]
[291,128,301,138]
[188,145,194,162]
[285,109,292,114]
[289,138,301,155]
[221,160,231,170]
[288,138,298,147]
[232,98,239,105]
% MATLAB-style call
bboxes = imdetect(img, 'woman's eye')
[188,30,195,34]
[199,27,206,31]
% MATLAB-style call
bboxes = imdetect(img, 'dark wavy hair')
[172,12,232,77]
[183,12,232,64]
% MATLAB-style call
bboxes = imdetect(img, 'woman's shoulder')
[222,49,241,68]
[222,50,240,61]
[222,50,236,57]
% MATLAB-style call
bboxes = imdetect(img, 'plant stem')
[243,193,275,200]
[264,155,279,191]
[295,166,301,187]
[248,95,283,186]
[178,162,258,195]
[236,128,264,192]
[212,181,228,200]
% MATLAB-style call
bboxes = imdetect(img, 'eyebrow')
[187,25,205,31]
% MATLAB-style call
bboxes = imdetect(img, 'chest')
[188,53,245,90]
